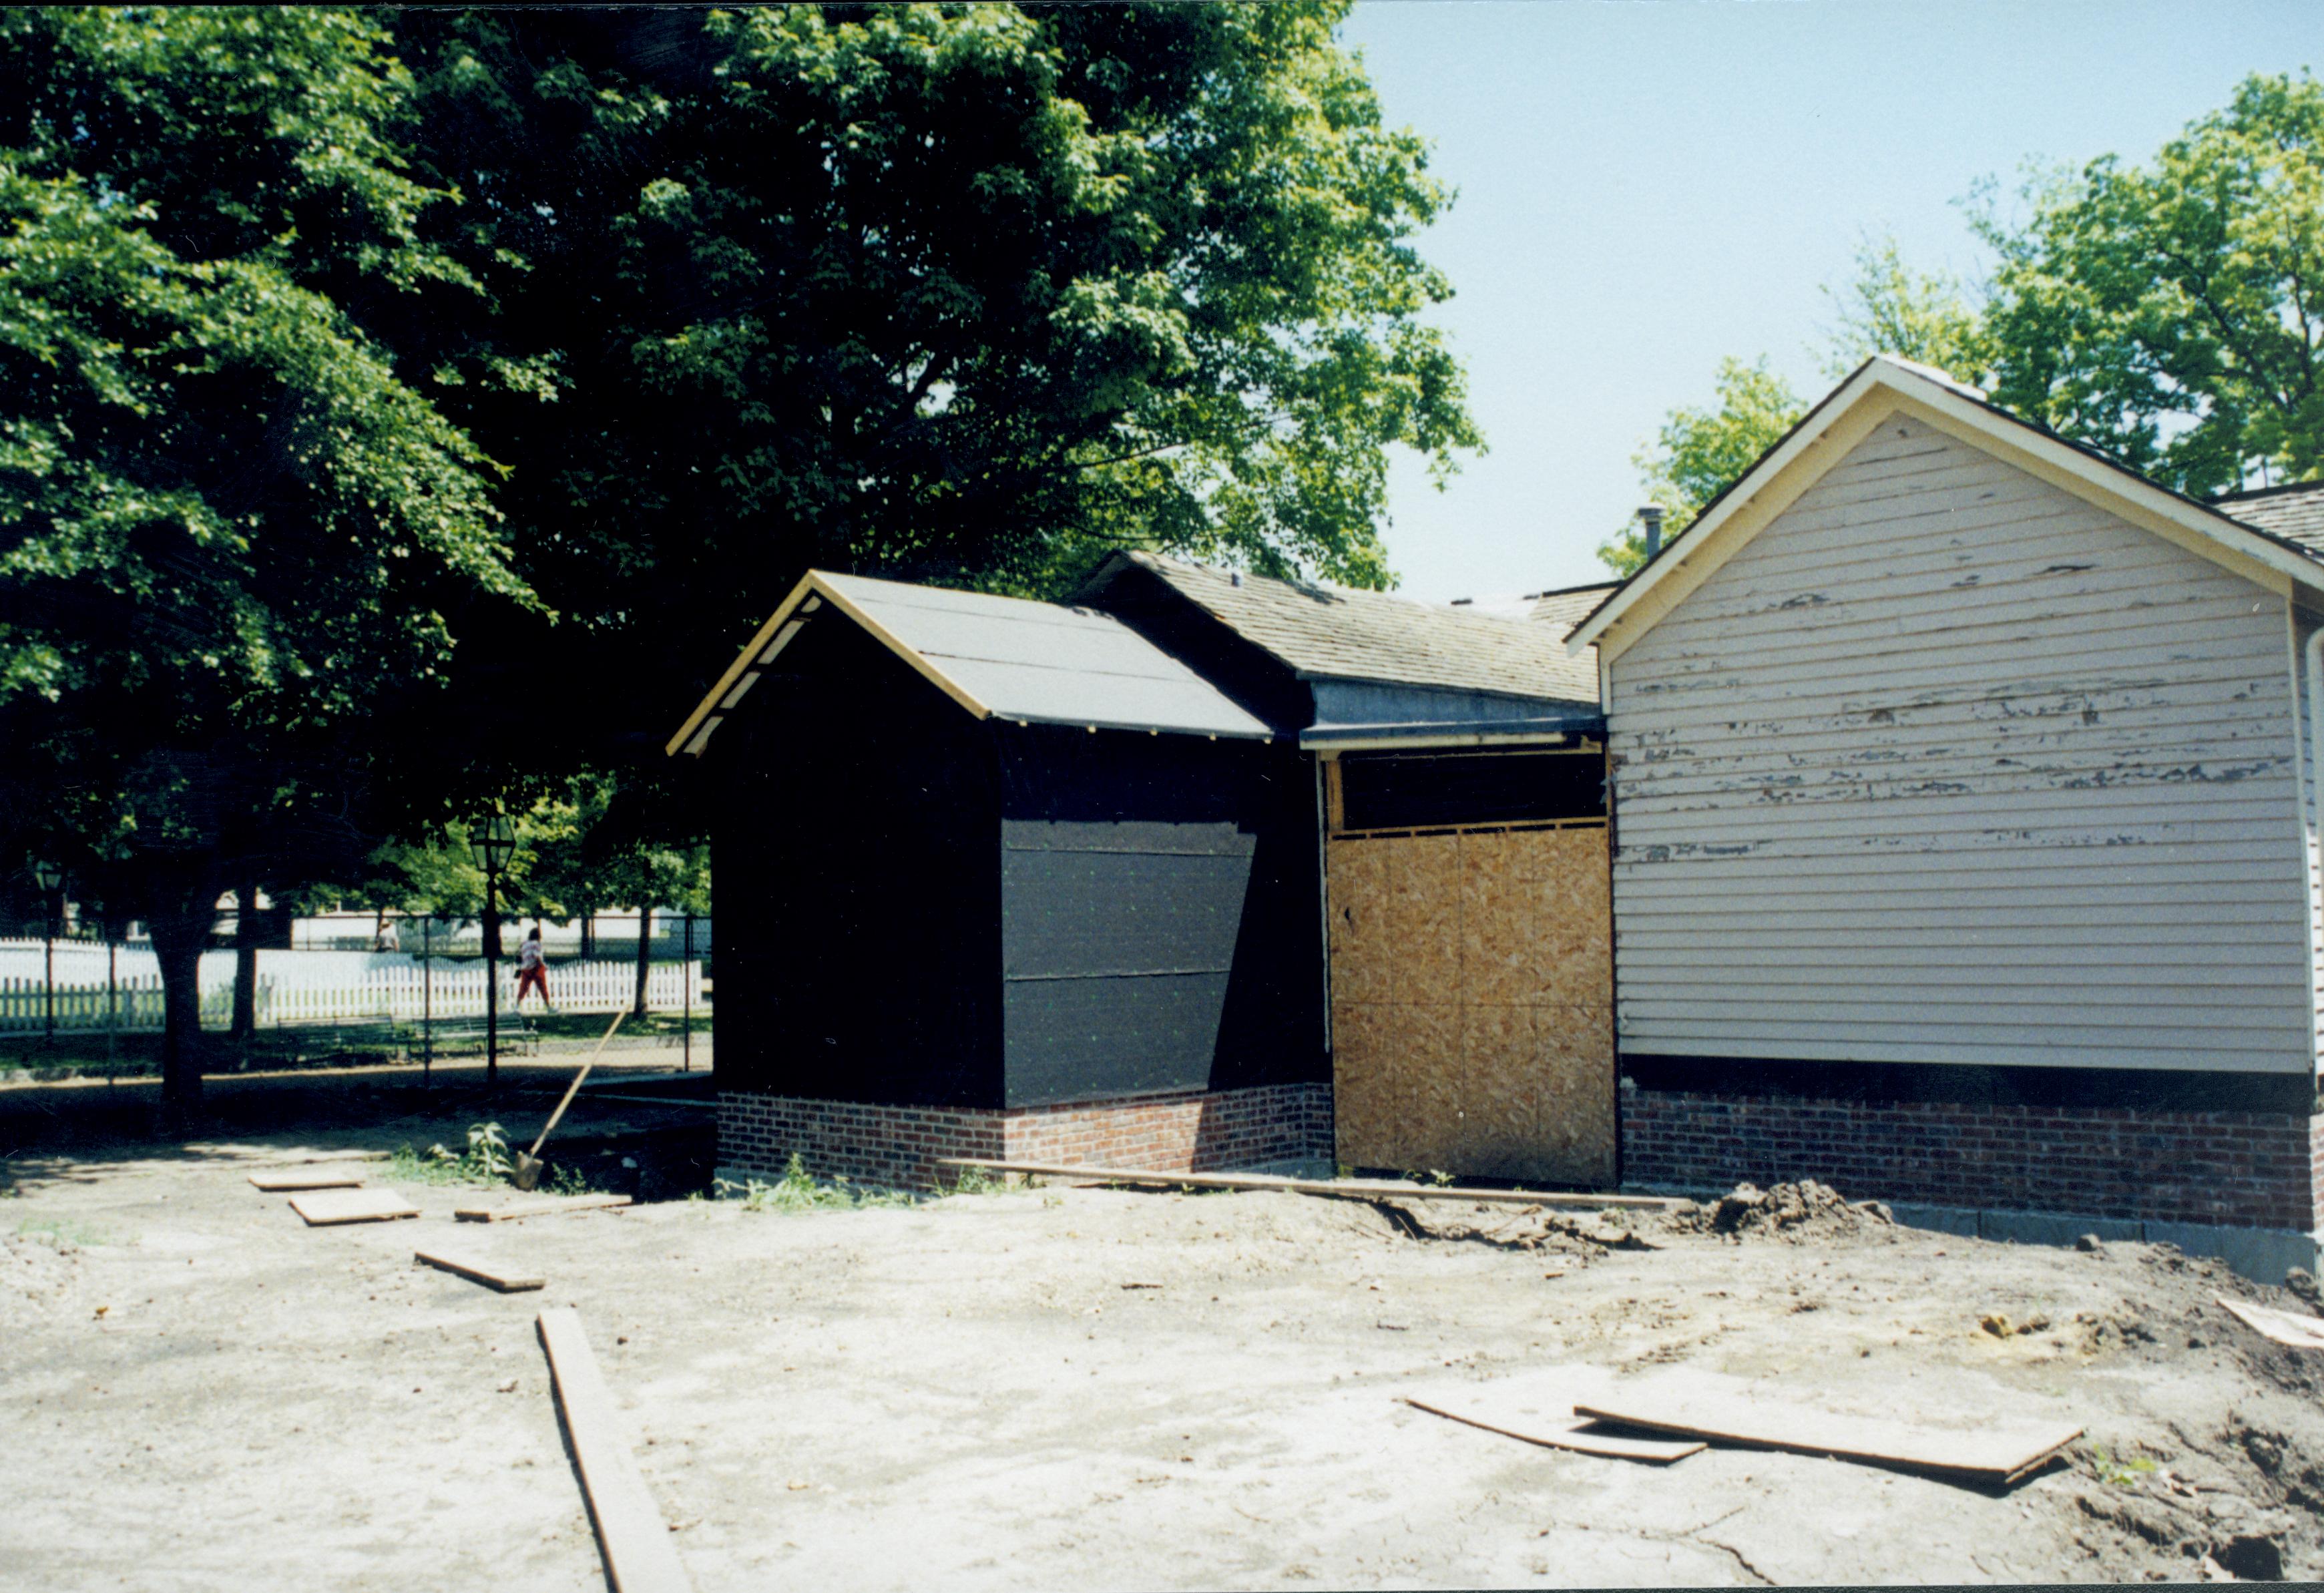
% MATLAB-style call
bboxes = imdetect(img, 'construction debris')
[1571,1369,2080,1486]
[454,1193,633,1223]
[1403,1375,1704,1463]
[247,1170,364,1192]
[287,1188,419,1226]
[414,1249,545,1293]
[1673,1180,1894,1243]
[536,1307,694,1593]
[2217,1295,2324,1351]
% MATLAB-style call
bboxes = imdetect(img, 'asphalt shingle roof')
[1114,551,1600,706]
[2215,481,2324,558]
[817,573,1270,738]
[1524,584,1621,636]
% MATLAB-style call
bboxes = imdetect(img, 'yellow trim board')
[1571,355,2324,666]
[664,572,995,758]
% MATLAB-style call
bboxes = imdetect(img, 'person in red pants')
[513,924,553,1011]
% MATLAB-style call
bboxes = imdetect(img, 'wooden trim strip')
[415,1248,545,1293]
[454,1193,633,1223]
[932,1158,1681,1210]
[535,1308,694,1593]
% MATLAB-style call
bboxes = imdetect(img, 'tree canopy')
[383,2,1477,780]
[0,9,525,1112]
[1976,71,2324,496]
[0,4,1474,1114]
[1604,70,2324,574]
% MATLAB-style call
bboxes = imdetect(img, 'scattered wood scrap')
[1572,1370,2080,1486]
[933,1158,1683,1212]
[288,1188,418,1226]
[2217,1295,2324,1350]
[415,1248,545,1293]
[248,1170,364,1192]
[455,1193,633,1224]
[1403,1390,1703,1463]
[536,1307,695,1593]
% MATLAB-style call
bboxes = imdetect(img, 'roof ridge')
[2211,478,2324,504]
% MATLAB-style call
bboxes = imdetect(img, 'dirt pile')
[1678,1180,1895,1243]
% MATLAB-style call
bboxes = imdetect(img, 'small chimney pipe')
[1638,505,1665,559]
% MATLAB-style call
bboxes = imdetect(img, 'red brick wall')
[719,1084,1333,1191]
[1621,1078,2323,1231]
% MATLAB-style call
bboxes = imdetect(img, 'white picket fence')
[0,956,700,1034]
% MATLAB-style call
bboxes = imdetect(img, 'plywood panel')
[1325,838,1387,1006]
[1457,1003,1538,1179]
[1327,826,1615,1184]
[1399,999,1467,1172]
[1388,834,1463,1005]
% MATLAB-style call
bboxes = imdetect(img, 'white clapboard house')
[1568,355,2324,1279]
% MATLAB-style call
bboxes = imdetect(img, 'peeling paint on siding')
[1606,415,2311,1075]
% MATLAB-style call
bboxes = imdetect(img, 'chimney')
[1638,505,1665,559]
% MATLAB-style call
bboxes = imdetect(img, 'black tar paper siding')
[710,617,1005,1109]
[996,727,1325,1108]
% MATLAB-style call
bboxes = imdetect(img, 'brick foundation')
[1621,1076,2323,1232]
[718,1082,1334,1191]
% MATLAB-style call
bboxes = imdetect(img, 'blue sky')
[1339,0,2321,602]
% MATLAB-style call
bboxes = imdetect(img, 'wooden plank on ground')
[1403,1386,1703,1463]
[1572,1370,2081,1486]
[249,1170,365,1192]
[2217,1295,2324,1350]
[455,1193,633,1224]
[933,1158,1683,1211]
[288,1188,419,1226]
[536,1307,694,1593]
[415,1248,545,1293]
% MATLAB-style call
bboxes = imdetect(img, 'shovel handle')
[529,1009,628,1160]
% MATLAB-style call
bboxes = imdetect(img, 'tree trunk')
[579,911,595,959]
[230,877,258,1040]
[632,903,653,1016]
[149,902,211,1132]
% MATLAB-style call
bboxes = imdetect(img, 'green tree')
[383,2,1477,792]
[1974,71,2324,495]
[0,9,527,1121]
[1601,358,1806,575]
[1820,233,1994,382]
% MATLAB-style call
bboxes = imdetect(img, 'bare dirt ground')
[6,1110,2324,1588]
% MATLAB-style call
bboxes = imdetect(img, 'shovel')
[513,1010,626,1191]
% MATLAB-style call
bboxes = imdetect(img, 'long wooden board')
[1402,1393,1703,1463]
[1572,1371,2080,1486]
[249,1170,364,1192]
[2217,1295,2324,1350]
[415,1248,545,1293]
[932,1159,1681,1211]
[455,1193,633,1223]
[536,1308,694,1593]
[288,1188,418,1226]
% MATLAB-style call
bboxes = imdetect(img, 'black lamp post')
[31,859,61,1040]
[469,815,517,1087]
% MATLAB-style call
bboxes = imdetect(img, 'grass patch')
[718,1153,912,1213]
[381,1122,516,1188]
[528,1009,710,1042]
[16,1216,113,1247]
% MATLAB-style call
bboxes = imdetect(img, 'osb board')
[1329,827,1614,1184]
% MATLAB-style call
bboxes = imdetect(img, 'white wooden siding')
[1607,413,2311,1074]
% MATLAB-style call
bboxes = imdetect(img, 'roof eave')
[1566,356,2324,660]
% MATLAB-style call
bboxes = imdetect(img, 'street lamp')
[30,860,61,1041]
[468,815,517,1087]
